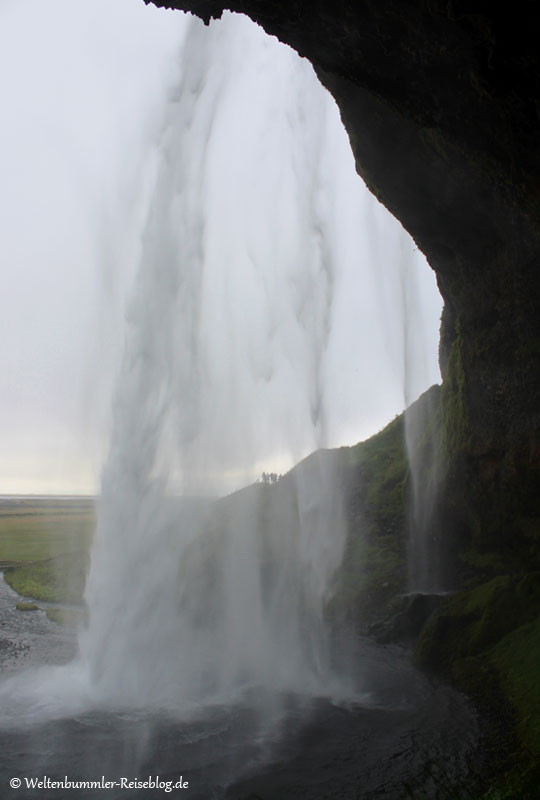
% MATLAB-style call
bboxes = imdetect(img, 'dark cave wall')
[147,0,540,573]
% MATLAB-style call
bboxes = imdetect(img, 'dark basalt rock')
[368,591,447,644]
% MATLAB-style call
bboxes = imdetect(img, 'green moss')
[348,414,408,531]
[4,551,89,604]
[458,547,513,576]
[415,574,540,797]
[516,516,540,561]
[491,614,540,754]
[416,574,540,671]
[330,411,409,624]
[327,386,448,627]
[514,336,540,361]
[15,601,39,611]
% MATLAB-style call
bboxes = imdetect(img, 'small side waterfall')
[398,239,444,594]
[405,386,443,592]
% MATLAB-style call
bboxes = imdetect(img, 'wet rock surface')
[0,573,75,674]
[368,592,447,644]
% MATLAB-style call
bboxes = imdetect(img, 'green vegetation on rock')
[415,574,540,798]
[329,384,445,630]
[5,551,89,605]
[329,408,409,627]
[15,601,39,612]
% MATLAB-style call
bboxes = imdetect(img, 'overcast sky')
[0,0,442,495]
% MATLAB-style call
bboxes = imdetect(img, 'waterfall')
[0,11,441,722]
[76,11,443,709]
[398,239,444,594]
[77,13,354,708]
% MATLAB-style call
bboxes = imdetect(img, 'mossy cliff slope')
[304,378,540,797]
[415,575,540,798]
[178,384,438,637]
[340,382,540,796]
[328,403,410,628]
[414,363,540,797]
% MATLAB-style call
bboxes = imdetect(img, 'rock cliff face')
[147,1,540,574]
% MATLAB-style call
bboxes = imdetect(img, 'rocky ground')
[0,573,76,674]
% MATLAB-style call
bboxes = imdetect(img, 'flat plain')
[0,496,95,606]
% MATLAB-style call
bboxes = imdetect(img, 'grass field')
[0,497,95,607]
